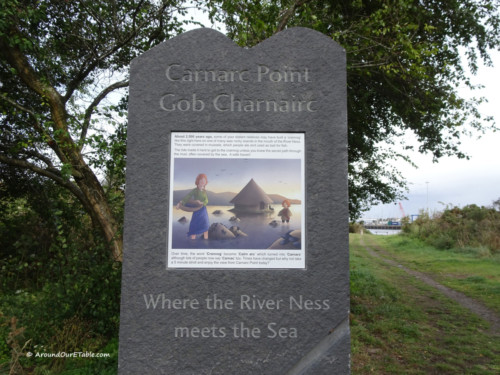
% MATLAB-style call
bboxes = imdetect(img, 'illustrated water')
[171,204,302,250]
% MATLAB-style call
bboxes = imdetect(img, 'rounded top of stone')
[132,27,344,65]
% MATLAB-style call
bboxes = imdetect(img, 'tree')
[205,0,500,217]
[2,0,499,256]
[0,0,191,260]
[493,197,500,211]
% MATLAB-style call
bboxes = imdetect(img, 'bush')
[0,180,122,373]
[349,222,365,233]
[403,205,500,254]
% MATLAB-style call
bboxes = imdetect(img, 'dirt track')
[359,236,500,336]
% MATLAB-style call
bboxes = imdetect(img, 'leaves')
[2,0,500,222]
[208,0,500,218]
[0,0,195,258]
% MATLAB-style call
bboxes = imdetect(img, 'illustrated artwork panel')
[168,132,305,269]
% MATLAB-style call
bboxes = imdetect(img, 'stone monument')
[119,28,349,374]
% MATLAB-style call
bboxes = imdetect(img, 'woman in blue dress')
[175,173,209,239]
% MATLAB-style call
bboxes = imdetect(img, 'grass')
[350,233,500,374]
[370,234,500,315]
[0,338,118,375]
[0,296,118,375]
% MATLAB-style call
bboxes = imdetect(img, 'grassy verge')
[0,288,118,375]
[0,315,118,375]
[367,234,500,315]
[350,233,500,374]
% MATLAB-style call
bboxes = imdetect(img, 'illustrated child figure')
[176,173,209,239]
[278,199,292,223]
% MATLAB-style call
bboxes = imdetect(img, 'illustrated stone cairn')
[208,223,236,240]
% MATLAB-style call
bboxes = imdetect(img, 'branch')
[63,0,171,102]
[0,93,39,119]
[0,93,68,163]
[0,30,65,108]
[79,79,129,148]
[276,0,311,32]
[0,94,46,136]
[0,27,73,161]
[0,154,87,205]
[22,149,56,170]
[349,61,391,69]
[62,59,100,104]
[21,148,86,179]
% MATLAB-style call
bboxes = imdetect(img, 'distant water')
[170,205,302,250]
[369,229,401,236]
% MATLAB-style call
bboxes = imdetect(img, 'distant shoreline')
[172,189,301,206]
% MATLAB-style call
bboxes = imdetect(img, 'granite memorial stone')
[119,27,349,374]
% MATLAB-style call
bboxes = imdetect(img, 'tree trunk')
[74,162,124,262]
[45,79,124,261]
[0,34,123,261]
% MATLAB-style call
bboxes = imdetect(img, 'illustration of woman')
[278,199,292,223]
[176,173,209,239]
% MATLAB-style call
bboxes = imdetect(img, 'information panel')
[168,132,305,269]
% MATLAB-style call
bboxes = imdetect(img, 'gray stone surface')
[119,28,349,374]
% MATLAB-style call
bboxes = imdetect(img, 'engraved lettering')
[238,70,250,82]
[256,99,265,111]
[160,94,176,111]
[240,295,284,310]
[270,71,281,82]
[244,100,254,112]
[266,100,278,112]
[213,94,229,111]
[307,100,318,112]
[212,94,317,112]
[257,65,269,82]
[165,64,252,82]
[160,94,205,111]
[165,64,181,81]
[289,295,329,310]
[304,68,311,82]
[279,101,289,112]
[258,65,312,83]
[267,323,298,338]
[231,95,242,112]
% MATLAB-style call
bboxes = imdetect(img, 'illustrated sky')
[173,158,302,199]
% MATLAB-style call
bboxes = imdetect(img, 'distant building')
[230,178,274,214]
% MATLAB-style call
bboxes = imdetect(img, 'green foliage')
[350,268,399,304]
[0,179,121,373]
[1,3,152,369]
[207,0,500,217]
[2,0,500,221]
[0,313,12,366]
[59,338,119,375]
[405,204,500,253]
[349,221,366,233]
[0,0,195,259]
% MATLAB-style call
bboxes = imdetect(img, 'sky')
[183,10,500,220]
[364,50,500,219]
[172,158,302,199]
